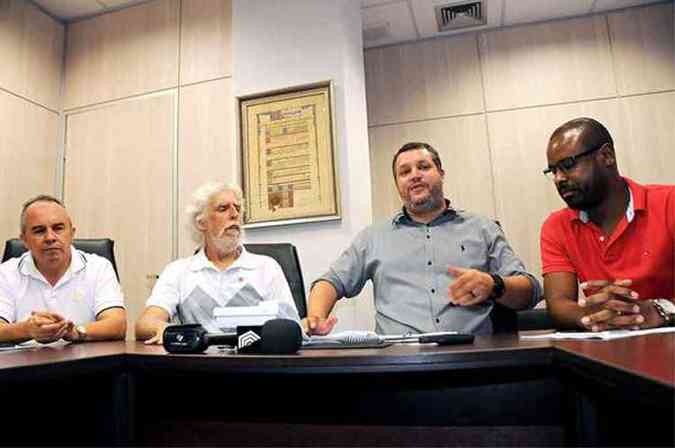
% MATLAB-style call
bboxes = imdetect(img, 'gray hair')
[185,181,245,244]
[20,194,66,234]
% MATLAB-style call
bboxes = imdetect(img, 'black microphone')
[162,318,302,354]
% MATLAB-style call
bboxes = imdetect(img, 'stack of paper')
[520,326,675,341]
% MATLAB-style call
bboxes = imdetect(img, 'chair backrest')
[244,243,307,319]
[1,238,120,280]
[489,302,518,334]
[517,309,555,331]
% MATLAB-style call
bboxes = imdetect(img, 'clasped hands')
[25,311,81,343]
[577,279,659,331]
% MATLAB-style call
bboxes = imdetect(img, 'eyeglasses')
[543,143,606,180]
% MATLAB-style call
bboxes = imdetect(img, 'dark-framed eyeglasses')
[543,143,606,180]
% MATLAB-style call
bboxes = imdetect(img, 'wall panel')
[365,34,484,126]
[609,3,674,95]
[369,115,495,222]
[0,0,63,110]
[618,91,675,184]
[180,0,232,85]
[0,90,58,241]
[486,100,625,281]
[64,93,175,337]
[479,15,616,111]
[177,78,236,257]
[64,0,179,109]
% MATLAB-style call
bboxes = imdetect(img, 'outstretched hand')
[303,315,337,336]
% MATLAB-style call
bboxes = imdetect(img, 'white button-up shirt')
[0,247,125,325]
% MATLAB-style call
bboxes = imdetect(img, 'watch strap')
[489,273,505,300]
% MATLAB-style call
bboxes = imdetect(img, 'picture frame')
[238,81,340,228]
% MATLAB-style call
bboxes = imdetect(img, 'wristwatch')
[489,274,505,300]
[651,299,675,326]
[75,325,88,342]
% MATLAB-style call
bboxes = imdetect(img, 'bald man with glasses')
[540,117,675,331]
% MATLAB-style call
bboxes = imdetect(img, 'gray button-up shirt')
[316,206,541,335]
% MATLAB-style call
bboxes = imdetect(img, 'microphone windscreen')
[260,318,302,354]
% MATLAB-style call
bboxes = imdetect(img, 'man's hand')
[26,311,71,343]
[448,266,494,306]
[144,321,169,345]
[303,315,337,336]
[577,279,659,331]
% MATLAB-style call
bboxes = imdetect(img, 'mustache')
[556,181,580,195]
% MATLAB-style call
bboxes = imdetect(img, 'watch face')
[657,300,675,314]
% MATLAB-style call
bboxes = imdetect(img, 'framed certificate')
[238,81,340,228]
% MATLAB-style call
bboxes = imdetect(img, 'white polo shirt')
[0,247,125,325]
[146,247,299,331]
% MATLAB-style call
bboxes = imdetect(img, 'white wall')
[233,0,375,330]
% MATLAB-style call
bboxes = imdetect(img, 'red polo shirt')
[541,177,675,300]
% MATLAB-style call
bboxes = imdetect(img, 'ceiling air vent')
[435,1,486,32]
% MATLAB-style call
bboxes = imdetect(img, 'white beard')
[208,227,245,256]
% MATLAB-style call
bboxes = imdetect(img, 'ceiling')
[33,0,668,48]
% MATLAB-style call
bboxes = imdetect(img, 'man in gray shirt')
[306,142,541,335]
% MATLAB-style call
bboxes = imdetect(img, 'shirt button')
[431,288,436,294]
[426,235,430,239]
[599,236,605,242]
[427,261,432,266]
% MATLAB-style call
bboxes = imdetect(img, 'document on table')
[0,340,70,352]
[520,326,675,341]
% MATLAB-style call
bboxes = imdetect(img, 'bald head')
[549,117,613,155]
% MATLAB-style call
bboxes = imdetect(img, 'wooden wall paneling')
[617,91,675,184]
[64,0,179,110]
[22,2,64,110]
[0,0,63,110]
[0,90,58,242]
[180,0,232,85]
[608,3,674,96]
[63,93,175,338]
[177,78,236,257]
[369,114,494,222]
[479,15,616,111]
[486,99,624,282]
[0,0,23,94]
[364,34,484,126]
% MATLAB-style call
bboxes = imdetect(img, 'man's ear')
[195,217,207,231]
[599,143,616,167]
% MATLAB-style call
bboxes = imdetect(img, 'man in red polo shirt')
[541,117,675,331]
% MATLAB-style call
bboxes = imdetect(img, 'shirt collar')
[189,245,256,272]
[19,246,83,284]
[392,199,457,226]
[576,177,643,224]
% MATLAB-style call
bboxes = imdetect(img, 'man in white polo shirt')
[135,182,299,344]
[0,195,126,343]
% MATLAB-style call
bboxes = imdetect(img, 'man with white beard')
[135,182,299,344]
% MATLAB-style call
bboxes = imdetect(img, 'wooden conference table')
[0,333,672,447]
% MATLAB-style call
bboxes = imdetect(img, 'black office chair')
[1,238,120,280]
[244,243,307,319]
[517,308,555,330]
